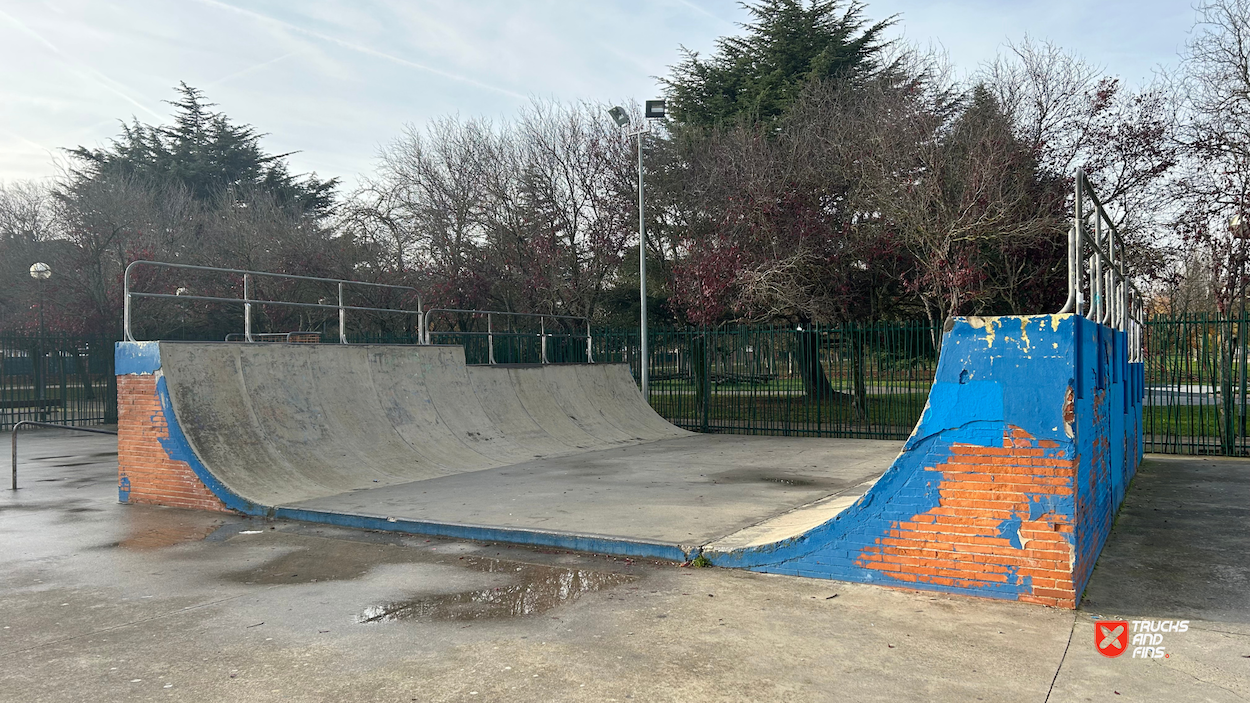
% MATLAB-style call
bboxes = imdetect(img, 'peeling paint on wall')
[709,314,1144,608]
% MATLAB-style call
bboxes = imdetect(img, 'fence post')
[1241,314,1247,451]
[243,274,253,343]
[1225,316,1236,456]
[338,282,346,344]
[701,329,710,433]
[488,314,496,365]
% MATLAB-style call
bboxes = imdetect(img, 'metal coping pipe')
[11,421,117,490]
[123,260,423,343]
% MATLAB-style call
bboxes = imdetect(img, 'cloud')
[206,51,302,88]
[0,6,164,121]
[0,0,1194,191]
[192,0,529,100]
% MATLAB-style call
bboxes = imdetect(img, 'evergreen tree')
[661,0,894,127]
[65,83,337,217]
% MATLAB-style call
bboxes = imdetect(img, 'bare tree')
[1172,0,1250,314]
[984,38,1178,277]
[0,180,61,327]
[346,100,635,323]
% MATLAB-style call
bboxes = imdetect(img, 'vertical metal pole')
[540,317,548,364]
[338,282,346,344]
[11,424,18,490]
[1074,174,1085,317]
[1110,213,1120,325]
[586,319,593,364]
[1241,261,1248,446]
[1121,230,1129,333]
[488,314,496,365]
[123,267,133,342]
[35,282,45,404]
[638,130,649,398]
[243,274,253,343]
[1094,213,1104,323]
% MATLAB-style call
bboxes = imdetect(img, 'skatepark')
[114,303,1143,608]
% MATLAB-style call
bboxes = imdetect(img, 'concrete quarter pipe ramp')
[116,313,1142,608]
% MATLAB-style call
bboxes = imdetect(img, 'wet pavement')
[2,428,1248,702]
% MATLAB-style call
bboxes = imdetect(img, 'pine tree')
[661,0,895,127]
[65,83,336,217]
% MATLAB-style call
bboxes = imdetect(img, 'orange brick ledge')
[117,374,228,513]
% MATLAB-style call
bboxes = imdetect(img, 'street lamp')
[29,262,51,404]
[609,100,665,398]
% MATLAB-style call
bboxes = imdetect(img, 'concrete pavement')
[2,428,1247,702]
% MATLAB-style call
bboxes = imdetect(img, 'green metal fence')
[7,315,1250,453]
[1142,314,1250,456]
[0,333,118,430]
[592,323,940,440]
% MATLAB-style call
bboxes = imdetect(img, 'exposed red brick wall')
[117,374,228,513]
[856,426,1079,608]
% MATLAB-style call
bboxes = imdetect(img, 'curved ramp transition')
[116,314,1142,608]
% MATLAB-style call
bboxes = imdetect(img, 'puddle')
[711,468,847,489]
[220,530,639,622]
[112,512,231,551]
[356,562,636,623]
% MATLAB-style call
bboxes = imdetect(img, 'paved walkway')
[2,429,1247,702]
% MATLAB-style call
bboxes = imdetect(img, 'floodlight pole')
[610,102,664,399]
[636,127,648,399]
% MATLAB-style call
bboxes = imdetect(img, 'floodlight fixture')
[608,106,630,128]
[645,100,666,119]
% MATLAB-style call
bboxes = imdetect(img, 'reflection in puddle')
[116,512,228,551]
[357,562,635,623]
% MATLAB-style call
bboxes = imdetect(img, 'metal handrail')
[423,308,593,364]
[224,332,321,343]
[10,421,117,490]
[123,261,423,344]
[1057,169,1145,362]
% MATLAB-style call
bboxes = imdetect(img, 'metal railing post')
[586,319,593,363]
[243,273,253,343]
[488,314,496,364]
[338,282,346,344]
[11,421,118,490]
[540,317,548,364]
[1093,213,1104,323]
[123,264,134,342]
[1075,174,1085,316]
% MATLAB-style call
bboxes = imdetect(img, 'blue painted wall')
[708,314,1144,606]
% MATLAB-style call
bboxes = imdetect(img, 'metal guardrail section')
[224,332,322,344]
[10,421,117,490]
[123,261,423,344]
[423,309,593,364]
[1058,169,1145,359]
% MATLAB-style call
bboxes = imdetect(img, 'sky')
[0,0,1197,191]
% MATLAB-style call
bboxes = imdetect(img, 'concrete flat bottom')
[289,435,902,548]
